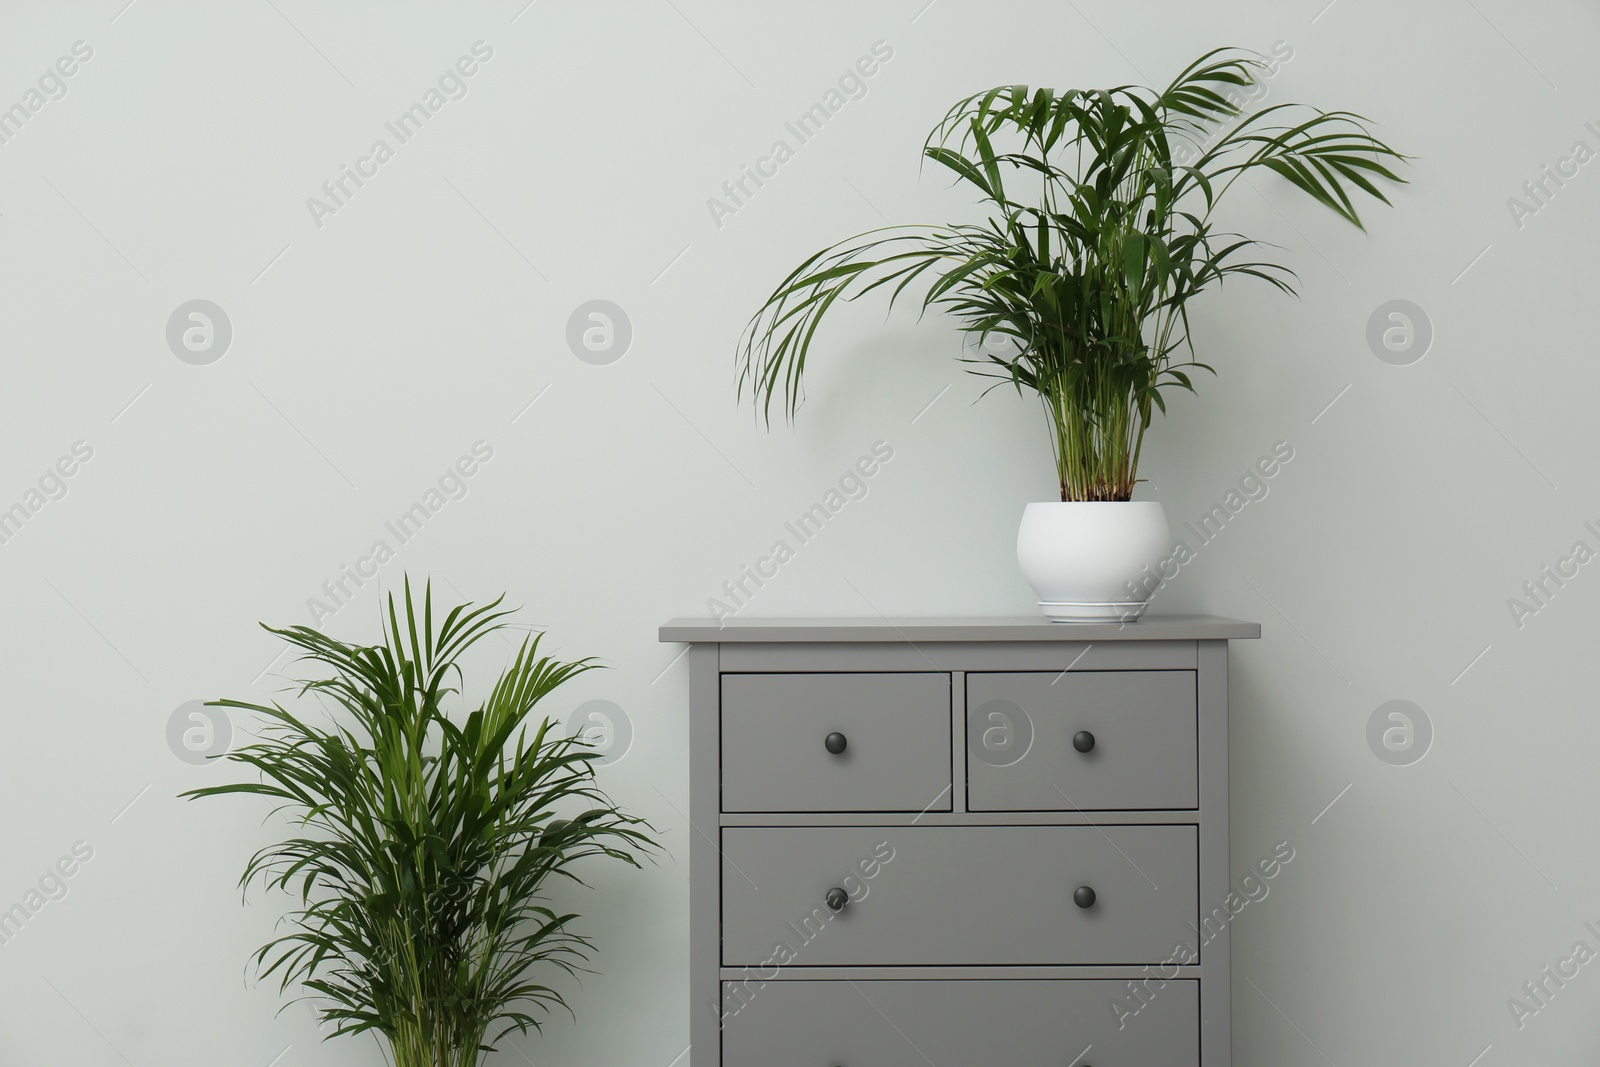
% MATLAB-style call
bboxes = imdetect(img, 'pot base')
[1037,600,1151,623]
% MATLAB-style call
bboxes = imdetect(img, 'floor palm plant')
[737,47,1406,502]
[185,580,654,1067]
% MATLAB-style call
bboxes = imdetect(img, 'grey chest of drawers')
[659,616,1260,1067]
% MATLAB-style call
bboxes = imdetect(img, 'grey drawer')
[721,673,952,812]
[721,825,1198,966]
[721,979,1198,1066]
[967,671,1197,811]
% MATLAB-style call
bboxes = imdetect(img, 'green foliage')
[737,47,1407,500]
[184,578,655,1067]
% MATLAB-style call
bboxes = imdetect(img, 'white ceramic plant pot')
[1016,501,1170,622]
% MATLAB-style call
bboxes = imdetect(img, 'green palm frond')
[184,577,655,1067]
[737,46,1408,501]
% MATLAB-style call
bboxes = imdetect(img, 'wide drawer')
[967,671,1197,811]
[721,673,952,812]
[721,825,1198,966]
[720,979,1199,1066]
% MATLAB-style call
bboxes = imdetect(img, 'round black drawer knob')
[1073,885,1097,909]
[825,732,848,755]
[825,887,849,912]
[1073,730,1096,753]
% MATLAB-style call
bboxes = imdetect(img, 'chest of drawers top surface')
[660,614,1260,643]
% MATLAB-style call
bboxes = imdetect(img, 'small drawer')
[721,979,1198,1065]
[966,671,1197,811]
[721,825,1198,966]
[720,673,951,813]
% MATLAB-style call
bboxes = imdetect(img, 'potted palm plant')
[737,47,1406,620]
[185,579,655,1066]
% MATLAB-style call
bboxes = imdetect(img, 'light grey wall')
[0,0,1594,1064]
